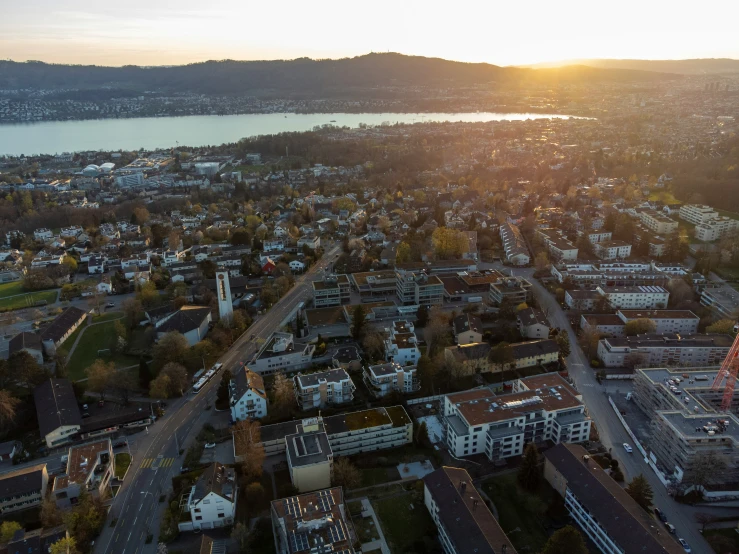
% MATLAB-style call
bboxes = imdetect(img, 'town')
[1,97,739,554]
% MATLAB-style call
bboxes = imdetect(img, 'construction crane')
[711,333,739,412]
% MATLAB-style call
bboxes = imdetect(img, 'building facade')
[249,332,316,375]
[293,368,355,410]
[363,362,419,398]
[596,286,669,309]
[312,274,351,308]
[229,367,268,421]
[597,333,732,368]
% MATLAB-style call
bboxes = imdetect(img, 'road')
[508,266,713,554]
[96,243,342,554]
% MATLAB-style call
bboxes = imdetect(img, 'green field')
[0,281,24,298]
[648,190,680,204]
[703,528,739,553]
[0,289,58,312]
[67,320,140,381]
[372,491,436,552]
[115,453,131,479]
[92,311,124,323]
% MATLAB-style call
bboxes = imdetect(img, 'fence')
[406,395,445,406]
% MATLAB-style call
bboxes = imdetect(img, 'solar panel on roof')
[328,522,347,543]
[289,532,310,551]
[318,489,335,512]
[284,496,301,518]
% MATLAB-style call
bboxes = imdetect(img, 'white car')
[678,538,691,552]
[623,443,633,453]
[106,302,115,308]
[204,442,216,449]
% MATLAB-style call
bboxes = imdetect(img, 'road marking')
[115,534,119,542]
[128,531,132,541]
[133,516,137,526]
[140,458,153,468]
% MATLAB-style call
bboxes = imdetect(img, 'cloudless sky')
[2,0,738,67]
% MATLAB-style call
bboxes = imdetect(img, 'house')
[452,313,483,345]
[0,440,20,462]
[270,487,354,554]
[8,332,44,365]
[0,464,49,515]
[500,223,530,265]
[289,260,306,272]
[516,308,550,339]
[87,256,105,274]
[0,526,68,554]
[52,439,114,507]
[179,463,237,531]
[96,277,113,294]
[262,258,276,274]
[229,367,268,421]
[363,362,419,398]
[445,339,559,374]
[384,320,420,366]
[293,368,355,410]
[564,289,601,311]
[544,444,684,554]
[33,379,82,448]
[444,373,590,461]
[155,306,212,346]
[40,306,87,356]
[297,235,320,250]
[423,467,518,554]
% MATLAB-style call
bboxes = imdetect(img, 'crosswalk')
[140,457,175,469]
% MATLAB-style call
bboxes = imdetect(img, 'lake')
[0,112,579,156]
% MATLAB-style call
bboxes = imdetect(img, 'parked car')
[204,442,216,449]
[106,302,115,308]
[665,523,676,534]
[623,443,633,453]
[654,508,668,523]
[113,440,128,448]
[678,538,691,552]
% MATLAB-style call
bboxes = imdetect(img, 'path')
[65,314,124,360]
[358,497,391,554]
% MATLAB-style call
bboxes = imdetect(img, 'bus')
[192,378,207,394]
[192,368,205,384]
[204,369,215,381]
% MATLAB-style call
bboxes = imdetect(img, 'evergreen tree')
[626,474,654,510]
[138,357,152,389]
[351,304,367,339]
[518,443,541,491]
[541,525,588,554]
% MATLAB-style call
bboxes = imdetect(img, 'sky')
[2,0,739,67]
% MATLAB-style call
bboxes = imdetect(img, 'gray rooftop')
[286,425,333,468]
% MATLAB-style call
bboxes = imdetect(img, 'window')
[195,516,202,521]
[218,513,225,518]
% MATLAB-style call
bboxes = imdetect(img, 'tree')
[541,525,588,554]
[231,522,250,552]
[351,304,367,339]
[488,342,515,370]
[131,206,150,225]
[159,363,189,397]
[233,420,265,481]
[624,318,657,336]
[534,251,550,272]
[395,242,411,264]
[137,281,159,308]
[689,451,728,491]
[431,227,469,259]
[706,319,736,335]
[0,521,21,542]
[555,332,571,358]
[417,355,439,395]
[695,512,719,531]
[50,537,79,554]
[112,370,137,405]
[0,389,21,429]
[149,374,172,399]
[415,304,429,327]
[9,351,46,393]
[152,332,190,368]
[40,498,63,527]
[138,358,153,389]
[581,327,602,360]
[62,255,78,273]
[416,421,429,447]
[424,310,451,357]
[85,360,115,402]
[626,474,653,510]
[216,370,232,407]
[515,302,528,312]
[332,458,360,490]
[121,297,143,329]
[517,443,541,491]
[244,482,265,509]
[272,372,294,415]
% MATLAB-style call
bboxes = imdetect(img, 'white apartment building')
[537,228,578,261]
[597,333,732,368]
[695,217,739,241]
[500,223,530,265]
[583,230,613,244]
[638,210,678,235]
[679,204,719,226]
[593,240,632,260]
[617,309,700,334]
[180,463,237,531]
[248,332,316,375]
[312,274,350,308]
[53,439,114,508]
[444,374,591,462]
[33,228,53,241]
[293,368,355,410]
[229,367,268,421]
[596,285,669,309]
[701,283,739,318]
[384,320,420,366]
[363,362,419,398]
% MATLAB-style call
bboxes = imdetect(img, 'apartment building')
[248,332,316,375]
[639,210,678,235]
[229,367,268,421]
[180,463,237,531]
[453,313,483,345]
[363,362,419,398]
[489,275,532,306]
[293,368,355,410]
[423,467,518,554]
[517,307,550,339]
[444,374,591,461]
[384,320,420,366]
[311,274,350,308]
[53,439,114,507]
[246,407,413,459]
[679,204,720,226]
[617,310,700,334]
[597,333,732,368]
[582,230,612,244]
[564,289,602,311]
[285,419,333,493]
[695,217,739,241]
[593,240,632,260]
[349,270,396,300]
[596,285,669,309]
[445,338,559,374]
[395,270,444,306]
[544,444,684,554]
[537,228,578,261]
[700,283,739,318]
[270,487,355,554]
[0,464,48,515]
[500,223,530,265]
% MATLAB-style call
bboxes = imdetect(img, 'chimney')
[460,481,467,494]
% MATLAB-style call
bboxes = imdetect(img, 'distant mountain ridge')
[523,58,739,75]
[0,53,680,96]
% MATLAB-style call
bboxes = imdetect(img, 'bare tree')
[233,420,265,481]
[272,372,294,415]
[332,458,360,490]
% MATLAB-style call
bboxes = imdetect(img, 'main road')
[504,265,713,554]
[97,243,342,554]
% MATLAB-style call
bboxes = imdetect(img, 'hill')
[524,58,739,75]
[0,53,680,96]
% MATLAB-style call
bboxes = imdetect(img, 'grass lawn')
[703,528,739,553]
[360,467,401,487]
[481,472,567,554]
[0,281,24,298]
[717,209,739,221]
[372,491,436,552]
[67,321,140,381]
[648,190,680,204]
[59,321,86,352]
[114,452,131,479]
[92,311,124,323]
[0,289,58,312]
